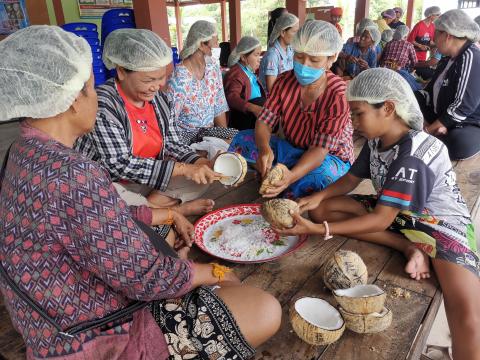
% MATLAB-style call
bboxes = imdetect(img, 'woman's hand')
[425,120,448,136]
[262,166,293,198]
[172,212,194,248]
[357,58,369,70]
[256,146,275,178]
[247,103,263,118]
[297,193,324,213]
[184,163,223,184]
[272,210,324,236]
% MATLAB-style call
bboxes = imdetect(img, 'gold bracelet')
[176,162,186,176]
[164,208,175,226]
[210,262,232,282]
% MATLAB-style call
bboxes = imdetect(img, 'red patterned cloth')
[0,123,193,359]
[258,71,354,164]
[380,39,418,70]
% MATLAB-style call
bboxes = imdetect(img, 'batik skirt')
[150,286,255,360]
[228,129,351,199]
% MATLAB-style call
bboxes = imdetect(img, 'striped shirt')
[380,39,417,70]
[258,71,354,163]
[75,78,200,191]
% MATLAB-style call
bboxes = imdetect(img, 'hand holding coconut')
[177,162,224,185]
[297,192,325,213]
[270,207,324,236]
[256,145,275,178]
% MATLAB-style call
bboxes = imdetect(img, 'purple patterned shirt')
[0,123,193,359]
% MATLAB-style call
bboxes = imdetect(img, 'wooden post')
[51,0,65,25]
[228,0,241,46]
[133,0,171,46]
[286,0,306,24]
[174,0,182,50]
[354,0,370,35]
[406,0,415,29]
[24,0,54,25]
[220,0,227,43]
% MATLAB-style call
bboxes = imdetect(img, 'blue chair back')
[102,9,135,26]
[62,22,97,33]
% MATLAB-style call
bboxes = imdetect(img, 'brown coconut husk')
[323,250,368,290]
[261,198,299,228]
[259,163,288,194]
[333,285,386,314]
[339,306,393,334]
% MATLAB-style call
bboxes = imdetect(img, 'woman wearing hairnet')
[166,20,238,155]
[407,6,441,61]
[259,13,299,93]
[379,28,393,50]
[275,68,480,360]
[390,7,406,29]
[380,25,417,71]
[229,21,354,199]
[415,10,480,160]
[338,25,380,78]
[0,25,281,360]
[76,29,220,219]
[374,9,396,34]
[224,36,266,130]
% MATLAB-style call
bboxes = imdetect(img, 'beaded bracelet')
[323,221,333,241]
[210,262,232,282]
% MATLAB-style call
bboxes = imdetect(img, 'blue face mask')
[293,61,325,86]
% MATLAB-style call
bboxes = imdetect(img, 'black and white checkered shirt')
[75,78,200,191]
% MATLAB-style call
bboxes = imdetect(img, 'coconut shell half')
[322,250,368,290]
[213,152,247,186]
[290,297,345,346]
[261,198,299,228]
[259,163,288,194]
[339,306,393,334]
[333,284,386,314]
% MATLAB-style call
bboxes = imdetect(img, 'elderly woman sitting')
[166,20,237,158]
[0,25,281,360]
[224,36,265,130]
[415,10,480,160]
[337,25,381,78]
[76,29,218,216]
[259,13,299,93]
[229,20,354,199]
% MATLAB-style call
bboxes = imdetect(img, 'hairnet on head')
[0,25,91,121]
[291,20,343,57]
[393,25,409,40]
[268,13,299,47]
[381,9,396,20]
[346,68,424,130]
[363,25,381,46]
[103,29,172,71]
[381,29,394,42]
[227,36,260,67]
[424,6,441,18]
[475,15,480,27]
[393,7,404,16]
[355,18,375,36]
[435,9,480,42]
[180,20,217,60]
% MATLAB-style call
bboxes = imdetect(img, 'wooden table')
[0,142,479,360]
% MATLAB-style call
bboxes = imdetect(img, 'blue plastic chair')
[62,22,97,33]
[101,23,135,43]
[102,9,135,26]
[90,45,102,55]
[71,30,99,39]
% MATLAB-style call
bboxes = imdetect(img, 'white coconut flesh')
[294,297,344,330]
[213,153,243,186]
[334,284,384,298]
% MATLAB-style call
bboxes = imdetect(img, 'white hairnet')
[393,25,409,40]
[475,15,480,27]
[103,29,172,71]
[0,25,91,121]
[381,29,394,42]
[424,6,441,18]
[291,20,343,57]
[435,9,480,42]
[363,25,381,46]
[269,13,299,47]
[346,68,423,130]
[180,20,217,60]
[228,36,261,68]
[355,18,376,37]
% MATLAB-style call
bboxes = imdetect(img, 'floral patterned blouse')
[166,60,229,131]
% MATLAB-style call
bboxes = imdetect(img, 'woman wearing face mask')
[229,21,354,199]
[166,20,237,158]
[259,13,299,93]
[224,36,266,130]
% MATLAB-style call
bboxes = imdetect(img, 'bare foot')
[175,199,214,216]
[404,245,431,281]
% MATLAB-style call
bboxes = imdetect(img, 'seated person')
[229,21,354,199]
[414,48,442,81]
[374,9,396,34]
[166,20,237,157]
[407,6,441,62]
[259,13,299,93]
[76,29,220,214]
[390,7,406,29]
[224,36,266,130]
[415,10,480,160]
[0,25,281,360]
[379,28,393,50]
[329,7,343,37]
[337,25,380,78]
[380,25,417,71]
[275,68,480,360]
